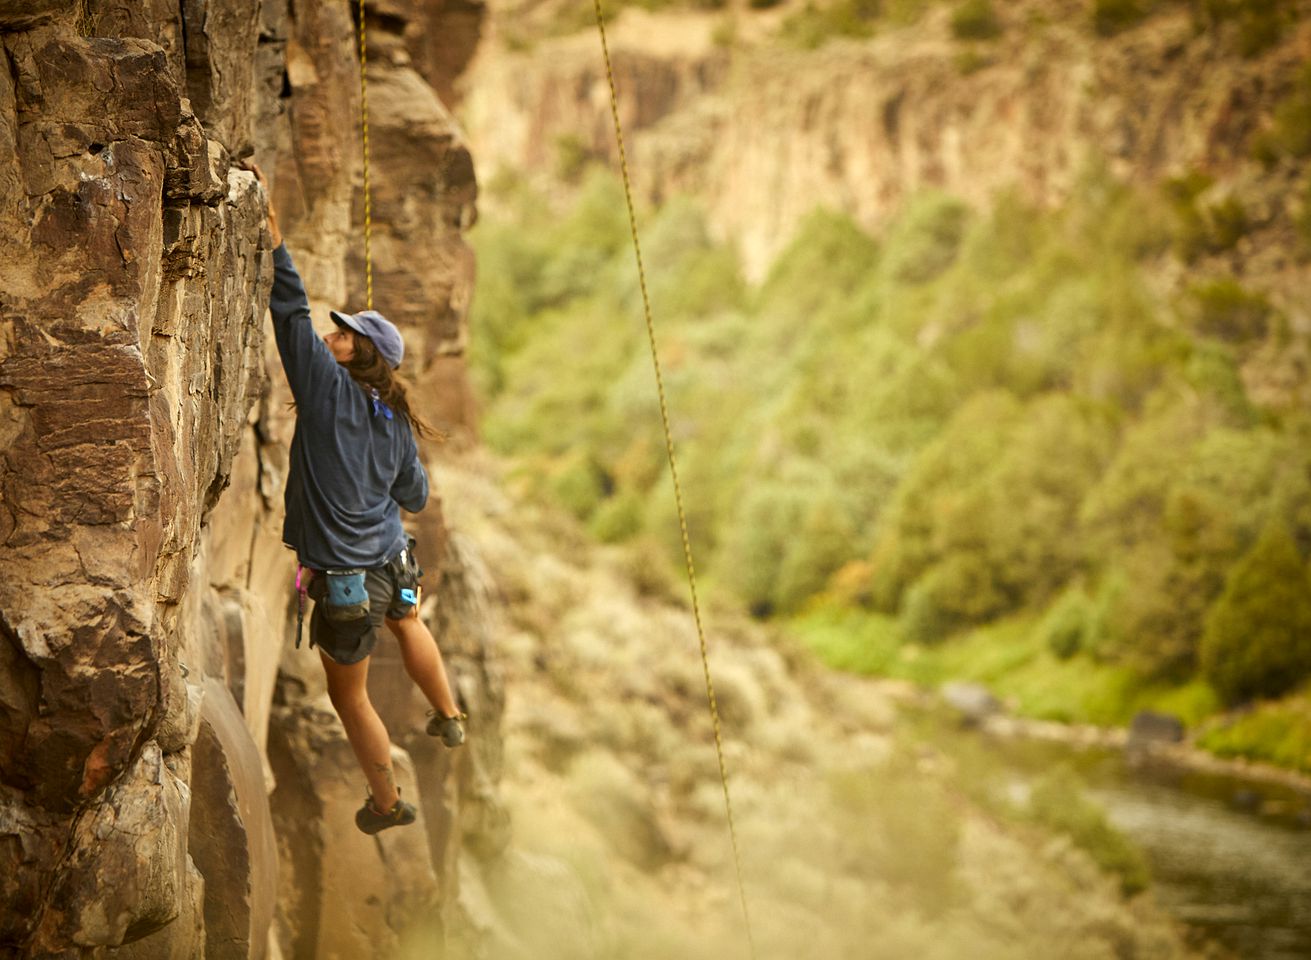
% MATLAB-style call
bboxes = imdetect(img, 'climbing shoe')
[355,793,417,835]
[426,710,467,748]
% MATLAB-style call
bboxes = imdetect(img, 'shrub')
[1040,588,1094,660]
[1205,195,1250,251]
[1200,523,1311,704]
[589,491,645,543]
[900,554,1007,645]
[1187,278,1272,344]
[950,0,1001,40]
[553,134,592,183]
[549,451,611,520]
[758,208,878,314]
[1091,0,1155,36]
[774,494,861,612]
[1195,0,1290,57]
[1253,64,1311,163]
[779,0,882,50]
[882,193,970,284]
[953,48,994,75]
[1198,697,1311,773]
[1162,174,1250,260]
[717,479,816,617]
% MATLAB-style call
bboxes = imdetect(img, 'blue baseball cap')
[330,309,404,368]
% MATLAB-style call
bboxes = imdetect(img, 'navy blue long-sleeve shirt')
[270,243,428,570]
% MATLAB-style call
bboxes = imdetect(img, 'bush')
[553,134,592,183]
[1091,0,1155,36]
[882,193,970,285]
[549,451,611,520]
[1162,174,1250,260]
[1197,697,1311,773]
[717,479,816,617]
[1253,64,1311,163]
[1187,278,1272,344]
[900,555,1007,645]
[1040,588,1095,660]
[1200,523,1311,704]
[950,0,1001,40]
[1195,0,1290,57]
[779,0,881,50]
[589,491,645,543]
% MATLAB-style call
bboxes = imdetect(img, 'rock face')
[0,1,493,957]
[464,3,1311,298]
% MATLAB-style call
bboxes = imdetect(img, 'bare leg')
[320,652,399,810]
[385,612,460,718]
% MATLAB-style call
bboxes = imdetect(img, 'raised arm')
[252,164,342,404]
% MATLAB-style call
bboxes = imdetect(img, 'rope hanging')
[353,0,754,950]
[356,0,375,310]
[589,2,758,956]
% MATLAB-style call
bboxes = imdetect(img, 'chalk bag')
[324,568,369,623]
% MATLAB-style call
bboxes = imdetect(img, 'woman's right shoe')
[426,710,467,748]
[355,794,417,835]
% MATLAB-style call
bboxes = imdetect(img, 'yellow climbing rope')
[353,2,754,949]
[356,0,375,311]
[590,3,758,956]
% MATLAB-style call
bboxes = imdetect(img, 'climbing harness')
[589,2,758,956]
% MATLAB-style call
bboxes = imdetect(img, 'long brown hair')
[344,333,443,441]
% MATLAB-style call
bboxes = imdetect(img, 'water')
[981,735,1311,959]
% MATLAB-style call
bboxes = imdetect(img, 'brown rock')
[0,0,487,953]
[180,0,261,155]
[190,678,278,960]
[106,856,207,960]
[28,742,190,950]
[268,701,439,959]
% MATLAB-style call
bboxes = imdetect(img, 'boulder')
[1127,710,1186,750]
[941,681,1003,727]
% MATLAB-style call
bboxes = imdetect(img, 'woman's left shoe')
[355,794,417,834]
[426,710,467,748]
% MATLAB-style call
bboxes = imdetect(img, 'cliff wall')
[0,1,496,956]
[463,0,1310,308]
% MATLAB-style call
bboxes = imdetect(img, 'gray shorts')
[307,540,423,664]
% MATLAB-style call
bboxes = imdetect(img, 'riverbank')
[793,605,1311,786]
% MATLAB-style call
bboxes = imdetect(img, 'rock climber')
[251,163,466,836]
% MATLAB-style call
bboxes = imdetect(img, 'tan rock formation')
[0,0,493,956]
[463,3,1311,293]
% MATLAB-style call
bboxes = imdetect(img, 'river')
[975,733,1311,959]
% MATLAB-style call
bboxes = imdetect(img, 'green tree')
[1201,523,1311,704]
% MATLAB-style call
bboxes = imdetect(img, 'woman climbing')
[253,164,467,836]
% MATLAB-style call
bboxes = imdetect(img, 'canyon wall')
[0,0,496,956]
[463,0,1310,308]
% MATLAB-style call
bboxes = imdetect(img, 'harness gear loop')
[295,563,310,649]
[590,2,757,956]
